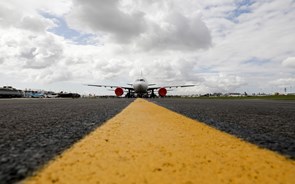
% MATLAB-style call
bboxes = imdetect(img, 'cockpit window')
[139,79,145,81]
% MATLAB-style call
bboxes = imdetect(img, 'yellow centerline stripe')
[24,99,295,184]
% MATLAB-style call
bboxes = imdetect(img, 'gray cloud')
[21,36,63,69]
[93,58,132,79]
[18,16,54,33]
[66,0,146,43]
[139,11,211,51]
[65,0,211,51]
[33,68,73,83]
[282,57,295,68]
[271,78,295,88]
[0,31,64,69]
[0,2,54,32]
[133,58,204,85]
[204,73,247,93]
[0,4,21,27]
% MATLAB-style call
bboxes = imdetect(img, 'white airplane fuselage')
[133,78,148,94]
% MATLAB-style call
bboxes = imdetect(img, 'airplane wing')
[148,84,195,90]
[162,84,195,89]
[86,84,134,90]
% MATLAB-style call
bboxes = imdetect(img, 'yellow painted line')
[24,99,295,184]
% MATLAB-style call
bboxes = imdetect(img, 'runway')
[150,98,295,159]
[0,98,133,183]
[0,98,294,183]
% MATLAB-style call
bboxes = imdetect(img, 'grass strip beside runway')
[24,99,295,184]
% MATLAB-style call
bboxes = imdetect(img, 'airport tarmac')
[150,98,295,159]
[0,98,133,183]
[0,98,294,183]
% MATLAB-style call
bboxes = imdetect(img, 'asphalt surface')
[0,98,133,184]
[23,99,295,184]
[1,98,294,184]
[150,98,295,159]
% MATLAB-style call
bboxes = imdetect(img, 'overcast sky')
[0,0,294,95]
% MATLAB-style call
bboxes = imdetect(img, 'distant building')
[24,90,45,98]
[0,86,23,98]
[57,92,80,98]
[226,93,242,97]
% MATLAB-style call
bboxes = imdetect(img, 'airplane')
[87,76,195,98]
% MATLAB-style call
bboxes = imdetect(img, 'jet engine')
[115,87,124,96]
[158,88,167,97]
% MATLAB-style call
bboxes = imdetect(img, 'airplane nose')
[138,84,143,90]
[135,83,147,93]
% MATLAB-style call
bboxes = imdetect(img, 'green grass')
[192,95,295,100]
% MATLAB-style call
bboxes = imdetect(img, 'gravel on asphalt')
[1,98,294,183]
[0,98,133,184]
[150,98,295,159]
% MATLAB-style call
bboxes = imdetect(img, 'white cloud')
[204,73,246,93]
[18,16,55,33]
[0,29,64,69]
[282,57,295,68]
[28,68,73,83]
[66,0,147,43]
[271,78,295,88]
[138,11,211,51]
[0,4,21,27]
[65,0,212,51]
[0,0,295,95]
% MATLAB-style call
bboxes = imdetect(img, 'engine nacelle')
[158,88,167,97]
[115,87,124,96]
